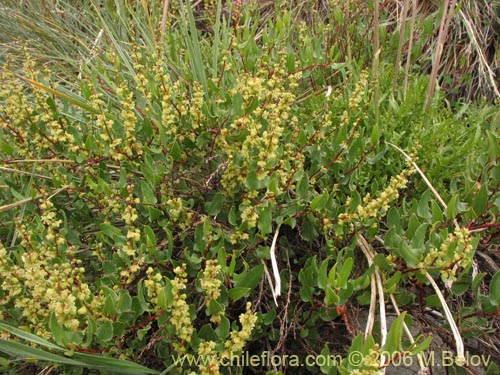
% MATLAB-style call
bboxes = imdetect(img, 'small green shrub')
[0,1,499,374]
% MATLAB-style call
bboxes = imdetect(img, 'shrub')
[0,1,499,374]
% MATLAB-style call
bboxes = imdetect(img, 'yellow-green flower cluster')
[240,204,259,229]
[120,184,144,284]
[189,81,205,131]
[222,302,258,358]
[336,164,416,229]
[200,260,223,323]
[116,84,143,159]
[144,267,164,310]
[338,69,370,130]
[197,340,220,375]
[350,345,381,375]
[419,227,474,281]
[0,69,30,152]
[0,210,92,338]
[218,58,302,194]
[161,81,176,133]
[88,89,114,154]
[171,264,194,352]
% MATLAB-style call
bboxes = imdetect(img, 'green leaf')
[337,257,353,289]
[408,335,432,355]
[301,214,318,241]
[325,285,340,305]
[489,270,500,306]
[100,223,123,240]
[140,180,157,205]
[96,320,114,343]
[207,192,223,216]
[446,194,458,220]
[170,140,182,160]
[157,281,173,311]
[410,223,429,250]
[216,316,230,340]
[246,171,259,191]
[399,241,421,268]
[318,259,329,290]
[233,264,264,290]
[258,204,273,235]
[473,184,488,216]
[296,174,309,197]
[417,190,431,219]
[310,192,329,212]
[49,313,67,347]
[382,312,406,354]
[387,207,401,232]
[385,272,401,294]
[228,287,251,301]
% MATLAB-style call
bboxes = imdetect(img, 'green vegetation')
[0,1,499,374]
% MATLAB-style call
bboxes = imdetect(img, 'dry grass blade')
[0,187,67,213]
[458,9,500,99]
[358,235,387,373]
[424,0,458,111]
[0,166,51,180]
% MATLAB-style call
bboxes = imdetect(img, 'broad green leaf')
[410,223,429,250]
[310,192,329,212]
[246,171,259,191]
[409,335,432,355]
[382,312,406,353]
[96,320,114,343]
[198,324,217,341]
[157,280,173,311]
[228,287,251,301]
[100,223,123,239]
[325,285,340,305]
[140,180,157,205]
[473,184,488,216]
[489,270,500,306]
[297,174,309,197]
[384,271,401,294]
[301,214,318,241]
[258,204,273,235]
[233,264,264,290]
[170,140,181,160]
[216,316,230,340]
[399,241,421,268]
[49,313,67,347]
[446,194,458,220]
[337,257,353,289]
[207,192,223,216]
[318,259,329,290]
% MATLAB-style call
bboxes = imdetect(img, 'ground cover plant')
[0,0,499,374]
